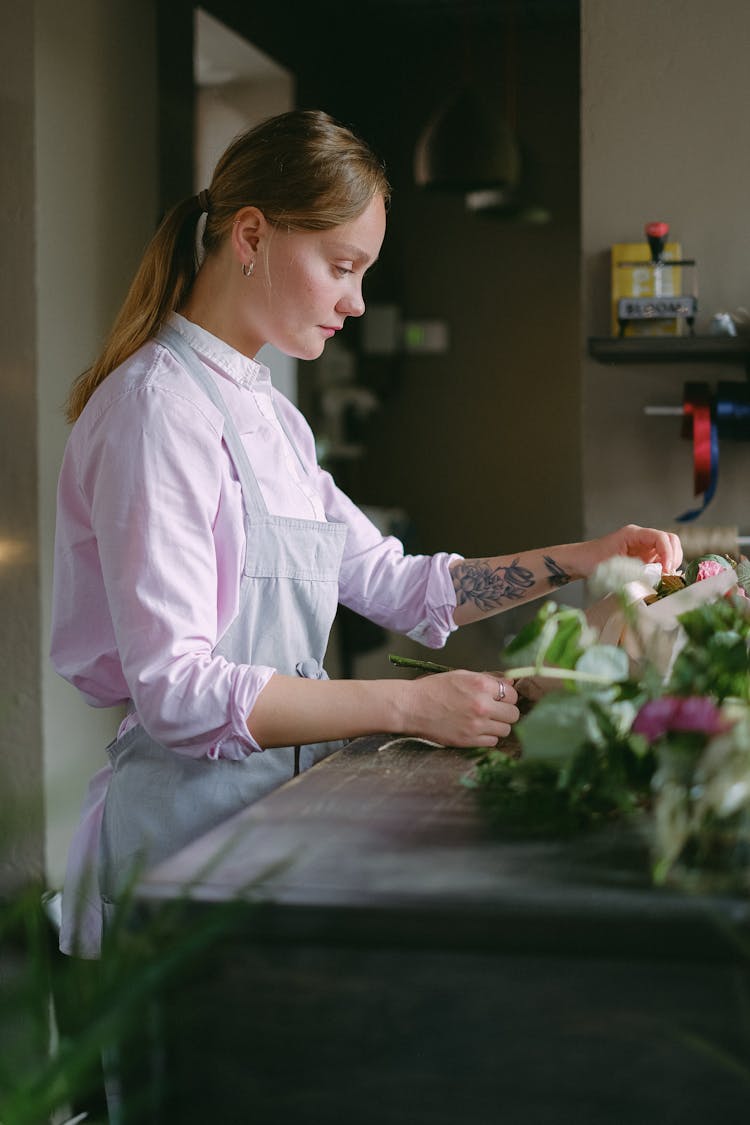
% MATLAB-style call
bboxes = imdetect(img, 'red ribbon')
[681,382,713,496]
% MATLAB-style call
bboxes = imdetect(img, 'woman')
[51,109,682,957]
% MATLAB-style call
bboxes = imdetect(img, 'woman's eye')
[334,265,353,277]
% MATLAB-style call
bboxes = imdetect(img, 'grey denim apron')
[96,324,348,910]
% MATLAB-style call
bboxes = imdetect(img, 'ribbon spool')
[715,380,750,440]
[676,381,718,522]
[675,381,750,521]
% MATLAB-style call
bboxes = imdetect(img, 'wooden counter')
[129,736,750,1124]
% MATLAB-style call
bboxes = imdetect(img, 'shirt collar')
[167,312,271,390]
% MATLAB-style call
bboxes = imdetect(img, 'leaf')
[517,694,597,763]
[576,644,630,683]
[501,602,592,674]
[500,601,561,667]
[543,608,589,669]
[736,558,750,595]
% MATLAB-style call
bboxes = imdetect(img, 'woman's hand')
[574,523,683,578]
[402,669,520,748]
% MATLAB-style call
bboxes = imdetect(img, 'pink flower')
[695,559,725,581]
[632,696,732,743]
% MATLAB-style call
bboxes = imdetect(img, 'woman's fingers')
[582,524,684,576]
[487,671,518,706]
[621,525,683,572]
[407,669,520,747]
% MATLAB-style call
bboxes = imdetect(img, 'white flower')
[588,555,657,600]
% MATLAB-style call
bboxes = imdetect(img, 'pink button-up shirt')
[50,314,460,760]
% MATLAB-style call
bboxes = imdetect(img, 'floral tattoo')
[452,555,571,611]
[452,558,535,611]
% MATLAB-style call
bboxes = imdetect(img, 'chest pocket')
[243,516,347,582]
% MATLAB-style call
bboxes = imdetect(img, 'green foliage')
[465,753,581,836]
[467,724,654,839]
[466,595,655,835]
[467,584,750,865]
[667,596,750,702]
[501,601,594,672]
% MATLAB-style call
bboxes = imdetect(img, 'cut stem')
[388,653,452,674]
[388,653,618,688]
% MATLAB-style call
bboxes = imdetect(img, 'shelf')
[588,335,750,368]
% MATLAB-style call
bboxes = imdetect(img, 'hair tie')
[196,188,210,214]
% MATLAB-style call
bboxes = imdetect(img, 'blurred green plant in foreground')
[0,822,271,1124]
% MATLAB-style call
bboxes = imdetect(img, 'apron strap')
[157,324,269,518]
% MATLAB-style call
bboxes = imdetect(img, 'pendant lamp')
[413,0,550,223]
[413,83,521,203]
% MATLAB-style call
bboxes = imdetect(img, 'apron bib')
[61,324,347,956]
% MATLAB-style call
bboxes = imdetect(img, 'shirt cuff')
[209,665,277,760]
[406,553,462,649]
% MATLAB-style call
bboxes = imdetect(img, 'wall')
[581,0,750,541]
[35,0,158,888]
[0,3,43,894]
[196,78,293,191]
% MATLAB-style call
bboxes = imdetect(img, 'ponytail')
[65,194,203,423]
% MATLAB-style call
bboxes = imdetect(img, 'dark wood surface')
[126,737,750,1124]
[136,735,750,960]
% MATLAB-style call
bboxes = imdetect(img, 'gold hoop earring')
[241,260,255,278]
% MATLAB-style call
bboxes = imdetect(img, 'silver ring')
[495,680,506,702]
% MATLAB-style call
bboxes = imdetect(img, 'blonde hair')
[66,109,390,422]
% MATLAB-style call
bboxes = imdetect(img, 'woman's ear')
[231,206,265,260]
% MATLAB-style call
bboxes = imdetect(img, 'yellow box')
[611,241,684,337]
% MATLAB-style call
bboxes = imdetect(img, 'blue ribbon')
[675,383,750,522]
[675,419,719,522]
[715,384,750,440]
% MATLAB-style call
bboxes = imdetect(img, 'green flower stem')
[388,653,617,688]
[388,654,452,674]
[503,665,619,685]
[391,657,454,670]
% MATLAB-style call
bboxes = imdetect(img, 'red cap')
[645,221,670,238]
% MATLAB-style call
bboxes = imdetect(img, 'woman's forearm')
[450,524,683,627]
[248,668,520,750]
[248,674,407,748]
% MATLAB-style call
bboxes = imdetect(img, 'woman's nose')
[337,286,365,318]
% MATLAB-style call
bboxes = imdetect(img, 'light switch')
[402,320,449,354]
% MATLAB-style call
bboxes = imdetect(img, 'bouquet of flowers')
[468,552,750,891]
